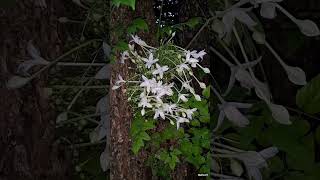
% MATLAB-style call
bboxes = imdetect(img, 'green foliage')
[130,114,155,154]
[112,0,136,10]
[131,92,211,178]
[127,18,149,34]
[183,17,202,29]
[296,73,320,114]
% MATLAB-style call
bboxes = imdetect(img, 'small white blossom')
[140,75,156,93]
[131,35,147,46]
[154,107,166,120]
[185,108,197,119]
[176,117,190,129]
[190,50,207,59]
[142,53,158,69]
[152,64,169,79]
[112,75,126,90]
[178,94,189,102]
[120,51,129,64]
[185,51,199,68]
[176,63,190,73]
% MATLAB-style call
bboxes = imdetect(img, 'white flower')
[182,81,195,94]
[142,53,158,69]
[131,35,147,46]
[185,51,199,68]
[164,103,177,114]
[138,93,152,109]
[190,50,207,59]
[213,102,252,131]
[185,108,197,119]
[178,94,189,102]
[176,63,190,73]
[176,117,190,129]
[120,51,129,64]
[155,83,174,99]
[140,75,156,93]
[152,64,169,79]
[234,147,279,180]
[154,107,166,120]
[112,74,126,90]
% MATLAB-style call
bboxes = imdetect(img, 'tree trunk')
[109,1,195,179]
[0,1,70,179]
[109,0,157,179]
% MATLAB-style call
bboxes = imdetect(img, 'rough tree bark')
[109,1,196,179]
[109,1,157,179]
[0,1,70,180]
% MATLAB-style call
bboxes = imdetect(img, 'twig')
[185,17,215,49]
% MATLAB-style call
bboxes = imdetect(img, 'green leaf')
[132,138,144,154]
[184,17,202,29]
[296,74,320,114]
[202,86,210,99]
[140,131,151,141]
[112,0,136,10]
[127,18,149,34]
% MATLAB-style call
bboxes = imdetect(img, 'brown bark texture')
[109,0,157,179]
[109,0,194,179]
[0,1,70,180]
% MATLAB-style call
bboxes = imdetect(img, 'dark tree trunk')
[109,0,157,179]
[0,1,70,180]
[109,1,194,179]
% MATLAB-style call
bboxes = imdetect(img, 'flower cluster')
[112,35,210,129]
